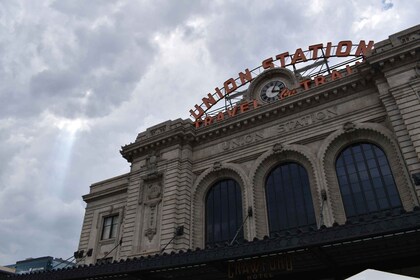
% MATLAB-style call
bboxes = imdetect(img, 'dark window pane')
[101,215,118,240]
[104,217,112,226]
[370,168,380,178]
[340,184,350,195]
[353,152,364,162]
[338,175,348,186]
[357,161,367,171]
[206,190,214,243]
[265,162,316,235]
[372,177,382,188]
[220,182,228,241]
[377,156,387,165]
[336,143,402,218]
[102,226,110,240]
[343,196,355,216]
[390,195,402,207]
[205,179,243,245]
[213,184,221,241]
[380,165,391,176]
[344,154,354,165]
[378,198,389,210]
[336,157,344,167]
[361,180,371,190]
[351,182,361,193]
[349,174,359,184]
[367,159,377,168]
[359,171,369,181]
[110,222,117,238]
[352,145,362,153]
[362,145,374,159]
[228,183,237,238]
[336,167,346,176]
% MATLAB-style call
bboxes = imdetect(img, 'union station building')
[4,25,420,280]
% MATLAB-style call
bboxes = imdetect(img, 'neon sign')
[189,40,374,124]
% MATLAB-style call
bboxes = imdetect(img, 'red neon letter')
[204,116,213,126]
[279,88,289,100]
[291,48,308,64]
[275,52,289,67]
[216,112,225,121]
[227,106,238,117]
[325,42,332,58]
[314,76,326,86]
[195,119,202,128]
[190,105,205,119]
[224,78,238,95]
[240,102,249,113]
[331,70,343,81]
[308,44,323,59]
[215,87,224,99]
[202,93,217,109]
[355,40,374,56]
[238,69,253,85]
[300,80,311,90]
[262,57,274,69]
[336,41,352,57]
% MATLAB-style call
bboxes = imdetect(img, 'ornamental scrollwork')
[273,143,284,153]
[343,122,356,133]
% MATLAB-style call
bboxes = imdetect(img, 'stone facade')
[77,25,420,265]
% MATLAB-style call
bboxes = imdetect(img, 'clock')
[259,80,286,103]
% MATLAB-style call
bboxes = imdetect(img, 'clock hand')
[272,85,281,93]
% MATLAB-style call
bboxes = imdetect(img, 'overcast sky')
[0,0,419,265]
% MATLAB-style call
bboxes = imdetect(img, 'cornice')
[366,37,419,70]
[120,122,196,162]
[83,184,128,203]
[89,173,130,188]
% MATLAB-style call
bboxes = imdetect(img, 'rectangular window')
[101,215,118,240]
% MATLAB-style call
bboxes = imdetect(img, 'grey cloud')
[50,0,116,18]
[30,70,81,96]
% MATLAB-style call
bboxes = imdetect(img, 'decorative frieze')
[222,132,265,151]
[278,107,338,133]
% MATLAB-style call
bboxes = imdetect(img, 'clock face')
[260,80,286,103]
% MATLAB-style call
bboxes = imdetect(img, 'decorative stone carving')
[144,227,156,241]
[343,122,356,133]
[213,161,222,171]
[273,143,284,153]
[145,152,159,175]
[147,183,162,200]
[140,173,163,246]
[150,126,166,136]
[143,201,160,242]
[398,30,419,44]
[141,152,164,183]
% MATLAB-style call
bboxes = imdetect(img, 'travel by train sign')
[190,40,374,128]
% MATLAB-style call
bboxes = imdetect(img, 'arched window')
[205,179,243,245]
[336,142,402,217]
[265,162,316,235]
